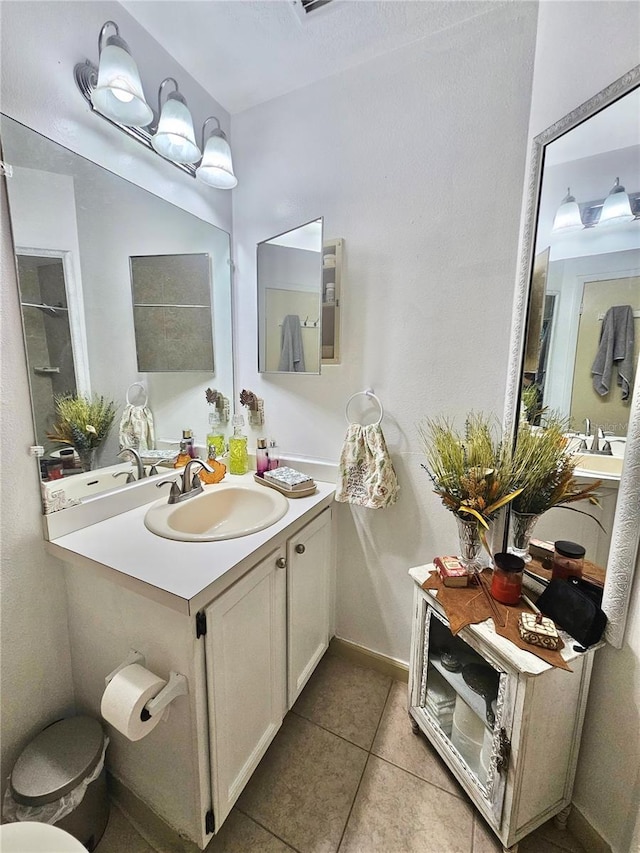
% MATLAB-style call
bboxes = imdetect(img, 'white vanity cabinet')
[54,493,335,849]
[408,565,597,853]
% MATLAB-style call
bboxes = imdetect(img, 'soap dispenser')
[256,439,269,477]
[229,414,249,475]
[206,411,226,459]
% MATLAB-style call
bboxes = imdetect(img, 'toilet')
[0,821,87,852]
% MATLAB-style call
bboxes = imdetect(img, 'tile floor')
[96,652,587,853]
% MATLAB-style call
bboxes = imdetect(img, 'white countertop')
[47,474,335,615]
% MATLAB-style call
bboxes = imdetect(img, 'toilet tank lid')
[11,716,105,806]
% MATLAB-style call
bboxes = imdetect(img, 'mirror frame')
[504,64,640,648]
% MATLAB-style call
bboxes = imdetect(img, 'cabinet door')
[205,548,286,827]
[409,600,515,831]
[287,508,332,706]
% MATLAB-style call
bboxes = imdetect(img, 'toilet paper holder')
[105,649,188,720]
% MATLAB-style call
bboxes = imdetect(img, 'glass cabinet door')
[415,605,514,827]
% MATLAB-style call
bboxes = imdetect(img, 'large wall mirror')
[505,66,640,647]
[2,114,234,510]
[257,218,323,374]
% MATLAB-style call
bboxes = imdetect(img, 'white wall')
[231,2,538,663]
[520,3,640,851]
[0,0,233,800]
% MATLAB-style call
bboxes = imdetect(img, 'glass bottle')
[267,439,280,471]
[228,414,248,475]
[174,439,191,469]
[256,438,269,477]
[182,429,196,458]
[206,411,226,459]
[199,445,226,484]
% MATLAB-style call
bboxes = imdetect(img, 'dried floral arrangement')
[418,413,523,533]
[47,393,116,454]
[511,414,602,520]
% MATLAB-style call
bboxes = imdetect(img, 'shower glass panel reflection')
[17,254,77,451]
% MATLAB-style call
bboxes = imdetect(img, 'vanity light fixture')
[196,117,238,189]
[74,21,237,188]
[551,187,583,233]
[598,177,635,225]
[90,21,153,127]
[151,78,201,164]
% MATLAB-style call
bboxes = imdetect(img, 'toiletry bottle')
[174,439,191,469]
[229,414,249,475]
[256,439,269,478]
[206,411,226,459]
[182,429,196,458]
[199,446,226,484]
[267,439,280,470]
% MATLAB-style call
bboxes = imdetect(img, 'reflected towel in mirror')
[119,404,155,452]
[591,304,635,400]
[278,314,306,372]
[335,423,399,509]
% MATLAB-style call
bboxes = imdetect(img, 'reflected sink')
[144,482,289,542]
[573,453,623,478]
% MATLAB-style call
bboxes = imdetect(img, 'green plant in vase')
[509,414,602,562]
[418,413,523,571]
[47,393,117,472]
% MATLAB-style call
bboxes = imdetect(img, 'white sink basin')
[573,453,623,478]
[144,482,289,542]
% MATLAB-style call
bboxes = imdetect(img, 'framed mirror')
[504,66,640,647]
[2,114,234,510]
[257,218,323,374]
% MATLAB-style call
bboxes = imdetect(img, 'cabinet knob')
[295,544,306,554]
[275,557,287,569]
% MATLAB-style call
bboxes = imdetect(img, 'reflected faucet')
[118,447,145,480]
[583,418,591,437]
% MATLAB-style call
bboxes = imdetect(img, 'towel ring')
[126,382,148,407]
[345,389,384,426]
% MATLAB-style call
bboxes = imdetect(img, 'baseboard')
[329,636,409,683]
[568,804,612,853]
[107,772,200,853]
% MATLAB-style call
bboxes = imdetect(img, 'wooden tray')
[253,473,317,499]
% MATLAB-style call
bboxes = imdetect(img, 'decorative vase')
[76,447,96,473]
[509,511,540,563]
[456,515,482,573]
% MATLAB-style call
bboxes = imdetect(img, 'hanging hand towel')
[278,314,306,372]
[335,423,399,509]
[591,305,635,400]
[119,386,155,452]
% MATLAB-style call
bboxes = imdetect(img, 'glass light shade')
[196,133,238,189]
[552,189,583,233]
[151,94,201,164]
[599,179,634,225]
[91,39,153,127]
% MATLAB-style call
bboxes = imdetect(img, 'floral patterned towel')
[335,423,399,509]
[118,404,155,452]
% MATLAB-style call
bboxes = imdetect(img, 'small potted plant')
[509,413,602,561]
[47,393,117,472]
[418,413,523,571]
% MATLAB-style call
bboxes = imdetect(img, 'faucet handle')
[157,479,181,503]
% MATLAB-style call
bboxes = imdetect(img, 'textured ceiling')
[123,0,502,115]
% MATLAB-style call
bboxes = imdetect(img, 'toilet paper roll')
[101,663,166,741]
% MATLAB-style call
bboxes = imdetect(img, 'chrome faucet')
[157,458,214,504]
[583,418,591,438]
[118,447,145,480]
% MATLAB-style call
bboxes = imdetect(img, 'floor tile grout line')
[288,707,376,753]
[234,807,303,853]
[335,752,373,853]
[367,678,395,755]
[369,750,470,802]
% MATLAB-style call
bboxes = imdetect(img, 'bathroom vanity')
[46,476,335,848]
[408,565,597,853]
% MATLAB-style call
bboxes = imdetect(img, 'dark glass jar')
[490,552,524,604]
[552,541,585,581]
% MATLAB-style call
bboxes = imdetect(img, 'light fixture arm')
[158,77,180,117]
[609,177,624,194]
[202,116,224,149]
[98,21,119,55]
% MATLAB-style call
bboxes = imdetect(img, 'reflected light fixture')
[551,188,583,233]
[599,177,634,225]
[152,78,201,164]
[74,21,237,189]
[196,117,238,189]
[90,21,153,127]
